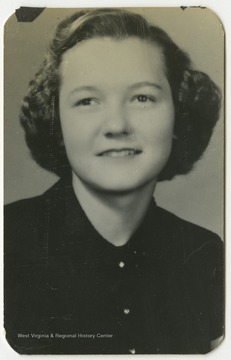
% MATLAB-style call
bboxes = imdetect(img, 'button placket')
[118,261,125,268]
[129,348,136,354]
[123,308,130,315]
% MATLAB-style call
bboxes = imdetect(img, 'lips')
[97,148,142,157]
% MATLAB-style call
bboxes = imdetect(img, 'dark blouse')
[4,179,224,354]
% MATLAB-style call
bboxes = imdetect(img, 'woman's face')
[59,37,175,193]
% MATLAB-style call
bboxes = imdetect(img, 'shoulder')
[4,180,64,224]
[4,195,43,259]
[154,206,225,343]
[5,195,42,220]
[155,204,222,242]
[4,181,64,263]
[154,205,223,264]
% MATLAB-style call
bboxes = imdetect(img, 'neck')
[72,174,156,247]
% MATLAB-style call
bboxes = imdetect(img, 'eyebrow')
[69,81,162,96]
[70,86,98,95]
[128,81,162,90]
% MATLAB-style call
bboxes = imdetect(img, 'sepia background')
[4,7,224,238]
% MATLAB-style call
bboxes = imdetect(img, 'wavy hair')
[19,8,221,180]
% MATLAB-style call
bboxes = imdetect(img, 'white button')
[118,261,125,268]
[129,348,136,354]
[123,308,130,315]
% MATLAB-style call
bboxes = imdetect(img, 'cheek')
[59,112,91,151]
[60,121,84,159]
[133,100,175,139]
[144,116,175,146]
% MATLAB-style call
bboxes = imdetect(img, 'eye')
[75,98,96,106]
[132,95,157,103]
[137,95,149,102]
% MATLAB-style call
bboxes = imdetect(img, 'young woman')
[4,8,224,354]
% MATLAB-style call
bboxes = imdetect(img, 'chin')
[83,176,157,195]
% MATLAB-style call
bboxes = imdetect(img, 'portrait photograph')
[3,5,225,355]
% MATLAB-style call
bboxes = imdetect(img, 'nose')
[102,103,132,139]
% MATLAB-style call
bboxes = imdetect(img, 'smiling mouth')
[98,149,142,157]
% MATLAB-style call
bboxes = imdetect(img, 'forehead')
[60,37,167,86]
